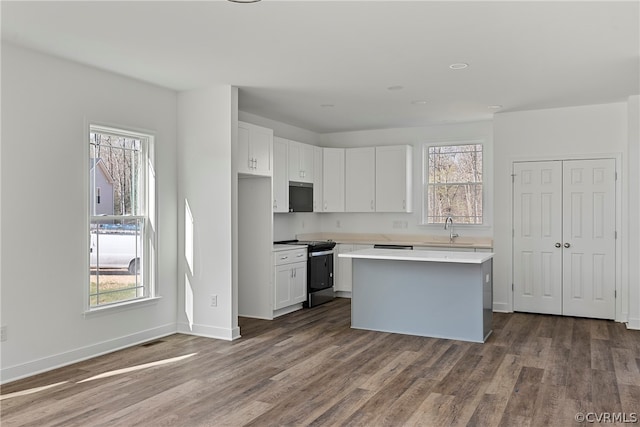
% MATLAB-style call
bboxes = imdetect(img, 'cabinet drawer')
[275,248,307,266]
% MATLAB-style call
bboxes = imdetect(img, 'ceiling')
[2,1,638,134]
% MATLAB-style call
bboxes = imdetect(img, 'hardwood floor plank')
[358,350,420,392]
[3,299,639,427]
[485,354,523,396]
[529,383,566,427]
[611,347,640,386]
[591,338,615,371]
[617,384,640,415]
[565,318,593,401]
[498,366,544,422]
[403,392,457,426]
[591,368,622,414]
[467,393,510,427]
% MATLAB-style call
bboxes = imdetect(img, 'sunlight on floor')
[0,381,69,401]
[77,353,198,383]
[1,353,198,401]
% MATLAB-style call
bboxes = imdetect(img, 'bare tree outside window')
[425,143,483,224]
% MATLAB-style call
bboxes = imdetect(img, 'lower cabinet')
[274,248,307,311]
[335,244,372,294]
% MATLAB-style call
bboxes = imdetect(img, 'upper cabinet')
[322,148,345,212]
[272,137,289,213]
[288,140,314,183]
[375,145,412,212]
[346,147,376,212]
[238,121,273,176]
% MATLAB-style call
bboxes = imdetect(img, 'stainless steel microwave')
[289,181,313,212]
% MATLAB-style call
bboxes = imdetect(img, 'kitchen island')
[338,248,494,343]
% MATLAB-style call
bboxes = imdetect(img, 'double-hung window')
[423,142,483,225]
[89,125,155,308]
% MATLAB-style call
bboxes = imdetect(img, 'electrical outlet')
[210,295,217,307]
[336,220,341,228]
[1,325,7,342]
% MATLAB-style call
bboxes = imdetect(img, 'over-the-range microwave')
[289,181,313,212]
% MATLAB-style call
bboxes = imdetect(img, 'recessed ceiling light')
[411,100,428,105]
[320,104,334,108]
[227,0,261,3]
[449,63,468,70]
[387,85,404,91]
[488,104,503,109]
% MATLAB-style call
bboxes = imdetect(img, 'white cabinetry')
[274,248,307,311]
[322,148,345,212]
[238,121,272,176]
[313,146,323,212]
[346,147,376,212]
[375,145,412,212]
[335,243,373,294]
[288,141,314,183]
[272,137,289,213]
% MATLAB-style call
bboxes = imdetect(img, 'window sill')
[83,296,162,318]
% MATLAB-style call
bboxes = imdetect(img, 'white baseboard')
[335,291,352,298]
[1,323,177,385]
[176,322,239,341]
[493,302,512,313]
[627,317,640,330]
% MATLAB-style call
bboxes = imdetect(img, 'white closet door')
[562,159,616,319]
[513,161,563,315]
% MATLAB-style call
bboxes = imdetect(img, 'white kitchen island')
[339,248,494,343]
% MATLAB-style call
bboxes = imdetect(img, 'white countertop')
[338,248,494,264]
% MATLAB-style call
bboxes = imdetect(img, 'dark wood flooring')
[1,298,639,426]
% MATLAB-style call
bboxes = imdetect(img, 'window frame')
[421,140,485,226]
[86,123,157,312]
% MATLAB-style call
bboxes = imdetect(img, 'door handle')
[555,243,561,248]
[564,243,571,248]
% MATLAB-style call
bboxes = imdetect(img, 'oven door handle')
[309,250,334,257]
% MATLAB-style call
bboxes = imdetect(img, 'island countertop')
[338,248,494,264]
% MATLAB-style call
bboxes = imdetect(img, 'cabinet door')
[375,145,412,212]
[274,265,293,310]
[288,141,314,183]
[299,143,314,183]
[272,138,289,213]
[346,147,375,212]
[291,262,307,304]
[238,121,272,176]
[237,123,252,174]
[313,146,323,212]
[250,125,273,176]
[288,140,301,181]
[322,148,345,212]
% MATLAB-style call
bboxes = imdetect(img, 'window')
[89,125,155,308]
[423,142,483,224]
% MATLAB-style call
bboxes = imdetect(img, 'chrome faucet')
[444,216,459,243]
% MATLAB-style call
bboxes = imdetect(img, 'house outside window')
[89,125,155,308]
[423,142,483,225]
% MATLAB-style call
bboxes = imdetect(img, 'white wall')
[0,44,178,383]
[493,102,630,316]
[319,121,494,239]
[627,95,640,329]
[176,86,239,340]
[239,111,321,146]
